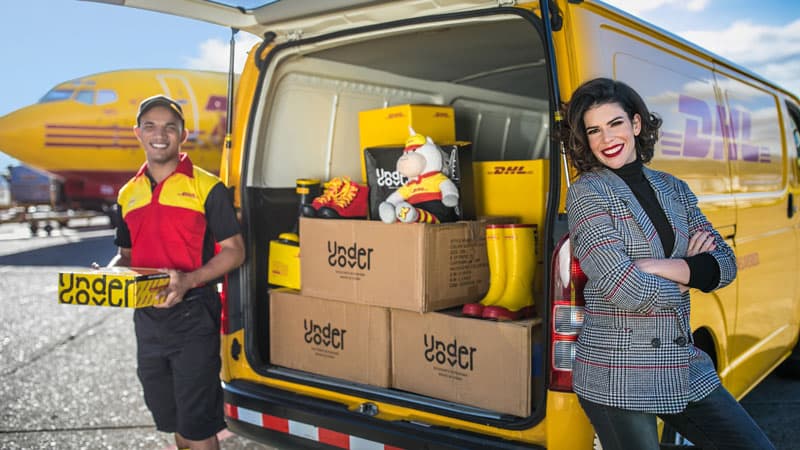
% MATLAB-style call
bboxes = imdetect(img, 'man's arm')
[157,233,245,308]
[107,247,132,267]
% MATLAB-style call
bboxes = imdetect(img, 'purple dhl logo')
[660,94,771,163]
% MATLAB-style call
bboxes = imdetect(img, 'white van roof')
[83,0,498,39]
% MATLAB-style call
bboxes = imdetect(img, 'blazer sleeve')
[567,179,683,314]
[674,178,737,290]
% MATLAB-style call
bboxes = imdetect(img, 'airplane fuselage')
[0,69,232,209]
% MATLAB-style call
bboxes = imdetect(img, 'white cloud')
[183,33,263,73]
[606,1,800,95]
[681,19,800,95]
[605,0,710,16]
[757,59,800,96]
[682,19,800,65]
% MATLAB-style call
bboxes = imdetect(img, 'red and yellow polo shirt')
[114,153,240,272]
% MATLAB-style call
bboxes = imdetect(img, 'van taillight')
[220,275,229,334]
[549,235,586,391]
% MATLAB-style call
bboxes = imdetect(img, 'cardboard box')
[358,104,456,182]
[392,309,541,417]
[58,267,169,308]
[269,289,391,387]
[363,142,475,221]
[472,159,549,227]
[300,218,488,312]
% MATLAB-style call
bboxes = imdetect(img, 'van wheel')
[778,354,800,378]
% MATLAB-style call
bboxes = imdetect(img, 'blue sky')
[1,0,799,169]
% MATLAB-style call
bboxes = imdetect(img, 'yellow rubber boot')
[483,224,537,321]
[462,224,507,317]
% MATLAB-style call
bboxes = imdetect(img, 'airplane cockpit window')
[96,90,118,105]
[75,90,94,105]
[39,89,73,103]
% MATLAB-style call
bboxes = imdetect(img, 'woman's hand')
[687,231,716,256]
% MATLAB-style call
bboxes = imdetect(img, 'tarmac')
[1,221,799,449]
[0,222,271,449]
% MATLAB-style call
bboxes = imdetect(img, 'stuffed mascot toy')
[379,128,459,224]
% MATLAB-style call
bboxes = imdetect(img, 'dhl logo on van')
[661,95,771,163]
[489,165,533,175]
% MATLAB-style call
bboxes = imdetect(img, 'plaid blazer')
[566,166,737,414]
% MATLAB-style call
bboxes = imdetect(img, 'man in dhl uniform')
[110,95,245,450]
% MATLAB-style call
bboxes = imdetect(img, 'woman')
[564,78,774,450]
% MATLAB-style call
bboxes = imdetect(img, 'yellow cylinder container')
[268,232,301,290]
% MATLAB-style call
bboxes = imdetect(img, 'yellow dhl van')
[99,0,800,448]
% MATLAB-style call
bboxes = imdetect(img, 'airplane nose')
[0,108,46,167]
[0,113,22,153]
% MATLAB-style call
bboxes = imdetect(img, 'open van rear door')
[83,0,499,41]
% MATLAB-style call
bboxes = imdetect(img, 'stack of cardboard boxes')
[268,105,540,417]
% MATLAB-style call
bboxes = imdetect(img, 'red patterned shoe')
[304,177,345,217]
[318,176,369,219]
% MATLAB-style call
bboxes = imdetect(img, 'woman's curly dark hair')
[561,78,662,173]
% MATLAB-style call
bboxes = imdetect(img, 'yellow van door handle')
[716,225,736,241]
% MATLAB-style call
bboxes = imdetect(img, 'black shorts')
[133,288,225,440]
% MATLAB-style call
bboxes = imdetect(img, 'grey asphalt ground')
[0,221,271,450]
[1,220,800,449]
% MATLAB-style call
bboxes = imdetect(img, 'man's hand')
[152,234,244,309]
[154,269,196,309]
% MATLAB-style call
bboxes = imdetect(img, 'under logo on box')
[304,319,347,350]
[327,240,374,270]
[58,273,135,307]
[423,333,477,371]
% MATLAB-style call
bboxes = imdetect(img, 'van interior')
[241,10,553,425]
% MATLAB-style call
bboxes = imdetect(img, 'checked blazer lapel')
[600,169,677,258]
[643,167,689,258]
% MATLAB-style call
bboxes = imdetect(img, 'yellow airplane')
[0,68,234,210]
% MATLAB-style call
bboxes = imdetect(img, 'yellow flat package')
[58,267,170,308]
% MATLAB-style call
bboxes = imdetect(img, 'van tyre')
[777,350,800,378]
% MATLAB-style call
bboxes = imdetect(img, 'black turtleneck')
[611,160,719,292]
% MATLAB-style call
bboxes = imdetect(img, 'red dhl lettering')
[386,112,405,119]
[737,252,760,270]
[490,166,532,175]
[205,95,227,111]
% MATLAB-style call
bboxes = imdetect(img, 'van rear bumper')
[223,379,543,450]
